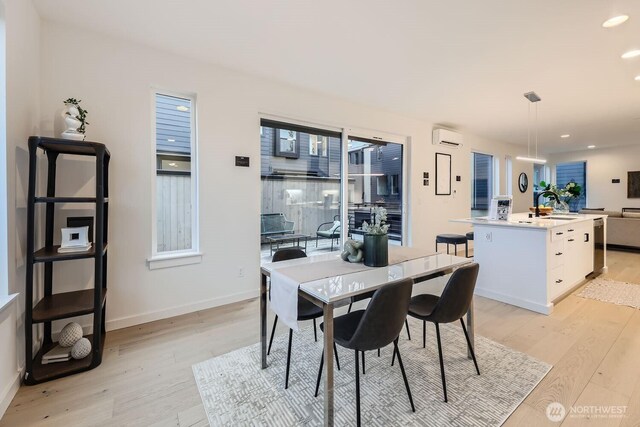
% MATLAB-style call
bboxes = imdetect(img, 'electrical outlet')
[238,268,245,278]
[484,232,492,242]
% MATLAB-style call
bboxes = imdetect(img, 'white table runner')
[269,246,434,330]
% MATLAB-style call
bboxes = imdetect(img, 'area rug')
[576,278,640,309]
[193,317,550,426]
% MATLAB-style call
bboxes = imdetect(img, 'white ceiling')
[33,0,640,153]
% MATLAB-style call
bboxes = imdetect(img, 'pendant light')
[516,91,547,164]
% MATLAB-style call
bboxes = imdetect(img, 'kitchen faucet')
[535,191,560,217]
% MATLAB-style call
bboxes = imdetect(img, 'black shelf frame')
[25,136,110,385]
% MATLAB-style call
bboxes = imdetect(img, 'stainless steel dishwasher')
[593,217,605,273]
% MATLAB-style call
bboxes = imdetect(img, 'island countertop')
[451,212,606,230]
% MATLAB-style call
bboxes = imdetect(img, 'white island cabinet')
[452,213,607,314]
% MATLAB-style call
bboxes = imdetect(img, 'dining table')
[260,246,474,427]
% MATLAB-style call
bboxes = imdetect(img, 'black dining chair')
[407,263,480,402]
[267,248,341,389]
[348,293,412,342]
[315,279,416,426]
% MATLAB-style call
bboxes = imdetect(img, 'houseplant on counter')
[538,180,583,213]
[362,206,390,267]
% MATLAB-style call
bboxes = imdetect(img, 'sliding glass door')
[346,135,405,245]
[260,120,342,259]
[259,120,407,259]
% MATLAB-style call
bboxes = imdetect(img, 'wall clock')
[518,172,528,193]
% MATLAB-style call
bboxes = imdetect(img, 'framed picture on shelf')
[435,152,452,195]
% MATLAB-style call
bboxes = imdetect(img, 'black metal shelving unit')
[24,136,110,385]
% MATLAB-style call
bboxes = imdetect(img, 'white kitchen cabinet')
[453,213,605,315]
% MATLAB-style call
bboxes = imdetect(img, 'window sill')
[0,293,19,316]
[147,252,203,270]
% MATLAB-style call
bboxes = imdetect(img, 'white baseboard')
[0,370,21,419]
[475,287,553,315]
[106,289,259,331]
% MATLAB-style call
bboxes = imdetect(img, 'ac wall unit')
[432,129,463,149]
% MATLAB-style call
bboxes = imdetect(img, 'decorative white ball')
[58,322,83,347]
[71,338,92,360]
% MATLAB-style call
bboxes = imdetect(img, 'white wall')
[549,145,640,212]
[1,0,41,417]
[37,20,532,330]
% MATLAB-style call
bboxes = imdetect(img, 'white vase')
[60,105,85,141]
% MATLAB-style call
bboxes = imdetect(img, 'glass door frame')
[341,127,409,247]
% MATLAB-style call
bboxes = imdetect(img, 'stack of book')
[42,345,71,364]
[58,243,92,253]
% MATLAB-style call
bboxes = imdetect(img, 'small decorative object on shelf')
[58,322,83,347]
[59,226,92,253]
[61,98,89,141]
[71,337,92,360]
[341,239,364,263]
[362,206,390,267]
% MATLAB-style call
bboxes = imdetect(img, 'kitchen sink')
[546,216,579,220]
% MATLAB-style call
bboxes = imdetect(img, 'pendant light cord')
[535,102,539,159]
[527,102,531,157]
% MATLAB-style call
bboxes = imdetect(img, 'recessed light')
[560,134,571,138]
[621,49,640,59]
[602,15,629,28]
[587,145,596,149]
[635,75,640,81]
[167,138,175,142]
[176,105,189,112]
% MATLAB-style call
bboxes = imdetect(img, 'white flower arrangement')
[362,206,390,235]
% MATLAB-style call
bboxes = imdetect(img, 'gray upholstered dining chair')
[407,262,480,402]
[267,248,340,389]
[315,279,416,426]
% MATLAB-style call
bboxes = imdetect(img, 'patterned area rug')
[193,317,550,426]
[576,278,640,309]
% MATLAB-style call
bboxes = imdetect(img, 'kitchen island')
[453,213,607,314]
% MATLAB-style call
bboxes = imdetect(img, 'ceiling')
[33,0,640,153]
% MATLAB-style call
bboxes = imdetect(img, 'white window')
[151,92,199,261]
[0,5,6,294]
[309,135,328,156]
[505,155,513,196]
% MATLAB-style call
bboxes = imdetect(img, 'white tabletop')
[263,251,471,304]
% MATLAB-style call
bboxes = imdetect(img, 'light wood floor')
[2,250,640,427]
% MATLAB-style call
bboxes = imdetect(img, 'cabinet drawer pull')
[555,232,564,235]
[555,252,563,256]
[568,238,575,242]
[556,279,563,284]
[568,229,575,232]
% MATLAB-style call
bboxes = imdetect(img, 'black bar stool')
[465,231,474,258]
[435,234,467,256]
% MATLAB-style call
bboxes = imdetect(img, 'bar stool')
[465,231,474,258]
[435,234,467,256]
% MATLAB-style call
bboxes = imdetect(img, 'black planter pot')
[364,234,389,267]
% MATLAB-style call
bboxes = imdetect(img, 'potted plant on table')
[362,206,390,267]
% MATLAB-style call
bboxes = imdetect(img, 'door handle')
[584,233,590,242]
